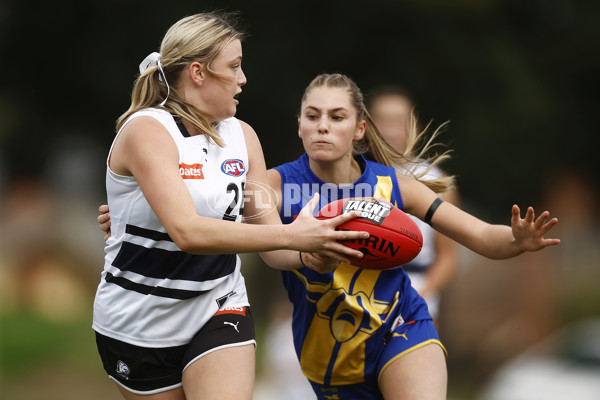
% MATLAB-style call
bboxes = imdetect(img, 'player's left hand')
[511,205,560,251]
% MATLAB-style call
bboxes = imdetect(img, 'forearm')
[172,215,294,254]
[259,249,303,270]
[470,224,523,259]
[433,203,524,260]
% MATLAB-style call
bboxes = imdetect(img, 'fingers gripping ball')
[317,198,423,270]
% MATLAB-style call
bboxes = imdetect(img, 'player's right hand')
[291,193,368,259]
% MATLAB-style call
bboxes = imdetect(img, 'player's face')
[369,94,412,152]
[298,86,366,163]
[198,39,246,122]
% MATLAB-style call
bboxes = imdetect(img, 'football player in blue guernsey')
[92,14,369,400]
[266,73,560,400]
[98,70,560,399]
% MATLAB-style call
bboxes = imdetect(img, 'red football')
[317,197,423,270]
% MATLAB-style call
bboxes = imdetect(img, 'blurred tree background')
[1,0,598,399]
[1,0,598,215]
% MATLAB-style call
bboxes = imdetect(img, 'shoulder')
[127,107,173,125]
[120,108,174,137]
[235,118,261,152]
[111,110,178,176]
[228,118,256,141]
[115,110,180,160]
[395,170,418,186]
[120,114,172,143]
[266,169,282,194]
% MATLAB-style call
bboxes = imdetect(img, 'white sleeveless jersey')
[93,108,250,348]
[396,163,445,317]
[396,163,442,270]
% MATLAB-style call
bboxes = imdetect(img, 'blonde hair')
[301,73,455,193]
[116,12,244,146]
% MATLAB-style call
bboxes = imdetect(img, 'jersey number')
[223,182,245,221]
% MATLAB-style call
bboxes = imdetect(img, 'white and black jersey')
[396,163,445,318]
[395,163,441,272]
[93,108,250,348]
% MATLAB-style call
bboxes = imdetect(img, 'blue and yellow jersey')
[274,153,432,386]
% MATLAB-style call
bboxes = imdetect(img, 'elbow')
[171,231,196,253]
[258,252,277,269]
[165,216,221,254]
[169,225,203,253]
[259,251,294,271]
[175,236,196,253]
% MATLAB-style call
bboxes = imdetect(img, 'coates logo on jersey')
[221,159,246,177]
[214,306,247,316]
[180,163,204,179]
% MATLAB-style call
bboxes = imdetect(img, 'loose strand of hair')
[402,116,455,193]
[359,109,455,193]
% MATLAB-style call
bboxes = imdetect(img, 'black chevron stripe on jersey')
[126,224,173,242]
[105,272,207,300]
[104,272,209,299]
[112,241,237,281]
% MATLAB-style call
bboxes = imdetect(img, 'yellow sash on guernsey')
[294,176,398,385]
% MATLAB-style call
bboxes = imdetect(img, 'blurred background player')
[368,85,460,326]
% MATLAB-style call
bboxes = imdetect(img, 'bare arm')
[399,173,560,259]
[109,117,368,256]
[419,187,460,297]
[98,194,349,273]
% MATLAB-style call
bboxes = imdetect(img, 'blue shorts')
[308,319,446,400]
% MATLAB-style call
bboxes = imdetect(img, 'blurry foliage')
[1,0,597,220]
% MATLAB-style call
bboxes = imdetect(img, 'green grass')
[0,310,98,377]
[0,310,118,400]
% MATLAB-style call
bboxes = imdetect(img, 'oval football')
[317,197,423,270]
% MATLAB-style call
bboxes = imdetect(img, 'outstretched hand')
[291,193,369,260]
[511,205,560,251]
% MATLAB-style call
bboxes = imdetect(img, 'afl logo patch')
[221,159,246,176]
